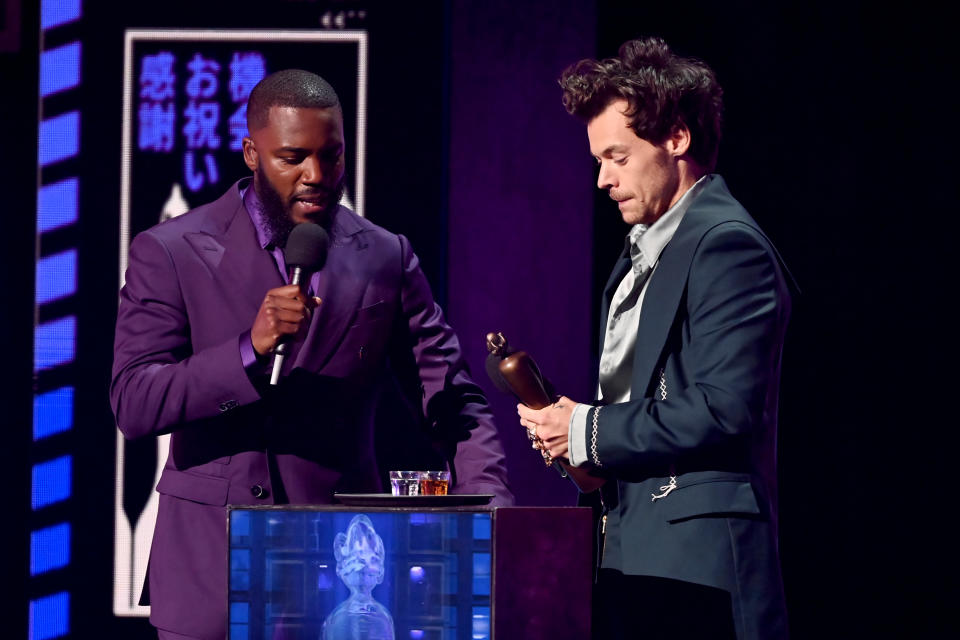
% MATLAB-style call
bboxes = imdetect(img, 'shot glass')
[389,471,421,496]
[419,470,450,496]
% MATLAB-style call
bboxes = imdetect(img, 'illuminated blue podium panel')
[227,505,591,640]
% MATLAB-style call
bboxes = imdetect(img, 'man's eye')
[614,157,628,166]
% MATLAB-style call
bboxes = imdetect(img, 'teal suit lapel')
[629,221,698,397]
[598,221,696,400]
[628,175,760,396]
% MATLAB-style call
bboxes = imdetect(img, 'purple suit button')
[251,484,268,499]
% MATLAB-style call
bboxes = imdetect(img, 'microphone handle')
[269,266,306,386]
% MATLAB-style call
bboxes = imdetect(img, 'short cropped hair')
[560,37,723,170]
[246,69,340,132]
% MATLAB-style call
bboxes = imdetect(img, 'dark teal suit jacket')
[590,175,791,640]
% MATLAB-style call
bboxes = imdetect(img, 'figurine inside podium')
[322,515,395,640]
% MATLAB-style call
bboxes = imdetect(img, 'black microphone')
[270,223,330,385]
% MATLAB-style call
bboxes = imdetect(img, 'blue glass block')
[40,42,81,97]
[34,316,76,371]
[37,178,78,233]
[442,605,456,627]
[36,249,77,305]
[30,522,71,575]
[230,601,249,623]
[33,386,74,441]
[29,591,69,640]
[231,548,250,590]
[31,456,71,509]
[471,606,490,640]
[41,0,82,30]
[229,624,249,640]
[231,510,250,540]
[472,513,490,540]
[38,111,80,166]
[472,553,491,596]
[232,571,250,591]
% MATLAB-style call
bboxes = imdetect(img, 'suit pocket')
[156,468,229,506]
[660,472,760,523]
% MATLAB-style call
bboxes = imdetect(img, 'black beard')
[255,165,297,247]
[254,167,345,247]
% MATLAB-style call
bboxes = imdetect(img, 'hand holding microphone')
[249,223,329,385]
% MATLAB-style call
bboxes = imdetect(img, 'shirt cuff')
[568,403,591,466]
[239,330,268,376]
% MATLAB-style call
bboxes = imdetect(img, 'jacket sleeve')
[110,230,261,440]
[393,234,515,505]
[590,221,790,473]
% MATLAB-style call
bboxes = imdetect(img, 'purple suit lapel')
[292,205,370,374]
[182,192,284,335]
[177,189,377,378]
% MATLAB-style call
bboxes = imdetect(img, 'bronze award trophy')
[485,333,604,493]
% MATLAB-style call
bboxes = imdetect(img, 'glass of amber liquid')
[419,470,450,495]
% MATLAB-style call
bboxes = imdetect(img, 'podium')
[227,504,592,639]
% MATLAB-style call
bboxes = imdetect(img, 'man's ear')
[242,136,258,172]
[667,123,691,158]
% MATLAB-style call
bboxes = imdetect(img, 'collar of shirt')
[627,174,712,273]
[240,180,279,250]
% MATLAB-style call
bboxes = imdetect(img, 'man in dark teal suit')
[518,38,792,639]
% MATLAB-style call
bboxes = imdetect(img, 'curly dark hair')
[247,69,340,132]
[560,37,723,170]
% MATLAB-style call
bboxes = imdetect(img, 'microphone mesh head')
[284,223,329,271]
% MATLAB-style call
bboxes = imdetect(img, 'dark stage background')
[1,0,954,638]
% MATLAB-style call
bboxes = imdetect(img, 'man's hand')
[517,396,576,461]
[251,284,319,356]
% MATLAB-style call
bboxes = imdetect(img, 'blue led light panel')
[31,456,72,510]
[33,386,74,441]
[40,42,81,97]
[34,316,76,371]
[36,249,77,305]
[31,523,71,575]
[37,178,79,232]
[38,111,80,167]
[29,591,69,640]
[41,0,82,30]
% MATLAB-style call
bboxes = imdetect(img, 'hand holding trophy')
[485,332,605,493]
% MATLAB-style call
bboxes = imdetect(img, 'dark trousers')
[593,569,738,640]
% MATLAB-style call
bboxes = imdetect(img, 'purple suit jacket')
[111,181,512,639]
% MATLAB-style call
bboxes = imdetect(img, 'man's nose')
[301,155,322,184]
[597,162,614,190]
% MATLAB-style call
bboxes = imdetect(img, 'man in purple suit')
[111,69,513,640]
